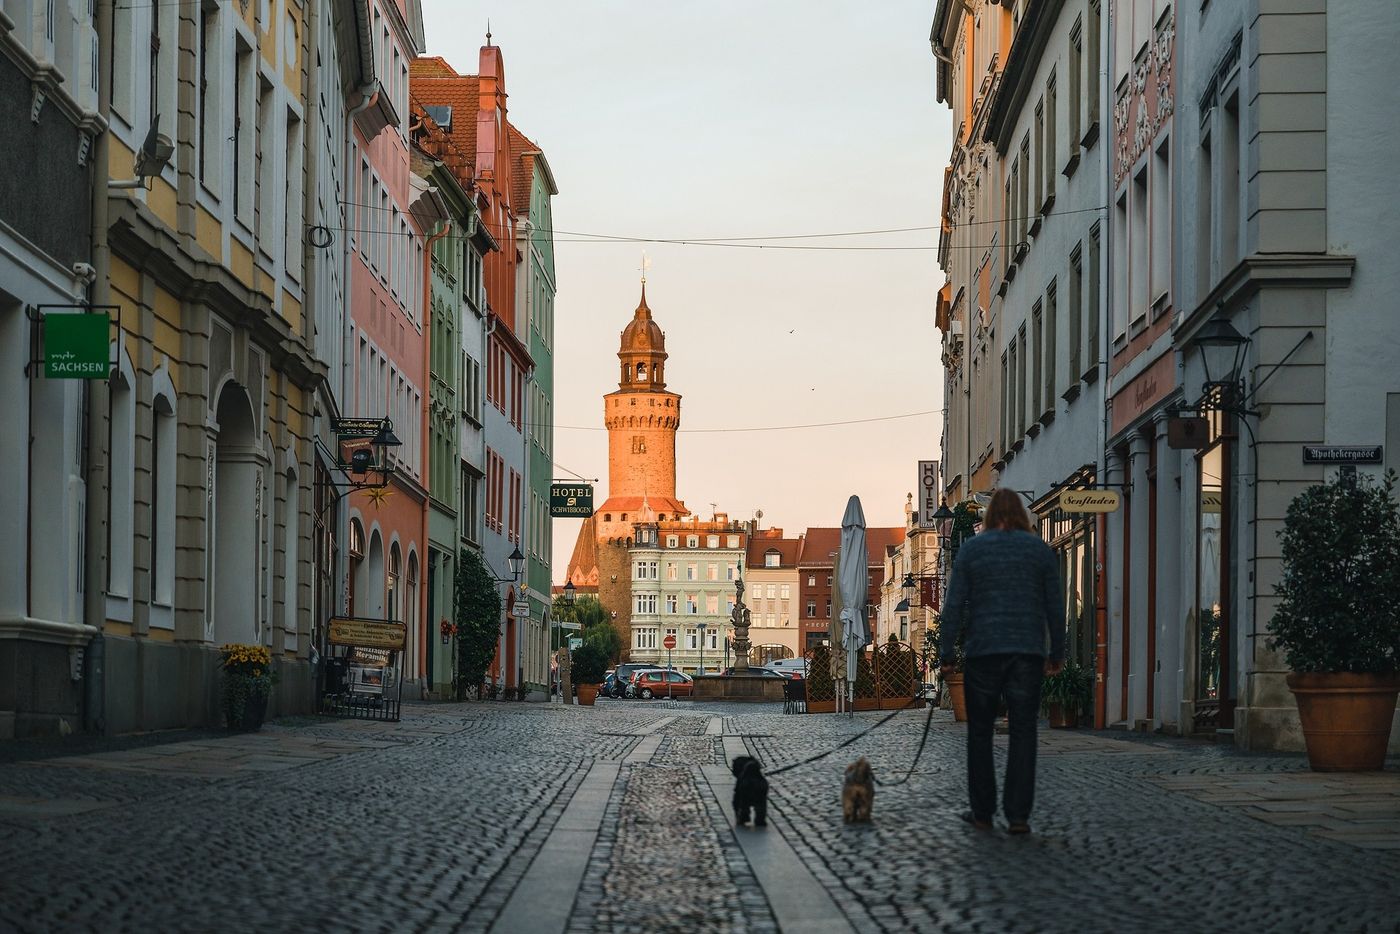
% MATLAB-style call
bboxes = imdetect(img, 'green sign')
[550,483,594,518]
[44,313,111,379]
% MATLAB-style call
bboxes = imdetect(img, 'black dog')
[731,756,769,827]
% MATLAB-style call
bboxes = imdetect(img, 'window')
[727,535,740,548]
[825,599,831,618]
[634,628,658,650]
[666,562,677,580]
[666,535,678,548]
[666,593,678,614]
[1018,136,1030,245]
[233,39,254,225]
[1069,245,1084,380]
[1069,20,1082,148]
[706,594,719,614]
[284,110,303,278]
[1003,177,1014,271]
[255,77,278,252]
[766,584,776,599]
[1196,122,1214,298]
[686,628,699,650]
[151,390,176,611]
[1017,325,1028,435]
[707,534,719,548]
[807,601,817,618]
[1088,0,1101,131]
[826,575,833,586]
[807,575,816,587]
[686,594,698,614]
[1046,72,1057,200]
[686,563,696,581]
[1004,344,1015,449]
[705,563,717,581]
[707,630,719,651]
[198,4,218,189]
[1044,281,1057,407]
[1031,302,1043,420]
[780,584,790,600]
[764,549,780,568]
[634,593,658,614]
[1151,139,1170,310]
[1112,194,1128,340]
[1034,99,1044,211]
[687,535,698,548]
[282,468,298,635]
[107,365,134,603]
[726,563,737,581]
[1088,223,1102,369]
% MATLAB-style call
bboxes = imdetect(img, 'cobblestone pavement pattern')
[0,701,1397,933]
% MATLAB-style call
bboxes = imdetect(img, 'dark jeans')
[964,653,1044,823]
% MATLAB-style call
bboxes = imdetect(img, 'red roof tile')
[798,527,903,568]
[746,536,803,568]
[410,62,480,175]
[506,122,539,216]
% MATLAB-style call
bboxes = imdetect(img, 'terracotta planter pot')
[576,683,599,707]
[1287,672,1400,771]
[947,674,967,722]
[1046,702,1078,729]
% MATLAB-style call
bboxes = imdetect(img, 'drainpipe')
[1094,0,1114,732]
[83,0,114,735]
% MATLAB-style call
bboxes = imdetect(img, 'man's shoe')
[1007,821,1031,835]
[961,811,993,831]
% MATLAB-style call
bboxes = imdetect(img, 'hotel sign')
[1302,445,1382,465]
[917,460,940,529]
[44,313,111,379]
[327,616,407,650]
[1059,490,1121,513]
[550,483,594,517]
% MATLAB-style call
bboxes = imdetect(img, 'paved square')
[0,701,1396,932]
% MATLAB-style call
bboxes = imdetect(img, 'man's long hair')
[983,488,1033,533]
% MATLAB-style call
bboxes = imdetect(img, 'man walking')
[939,488,1065,835]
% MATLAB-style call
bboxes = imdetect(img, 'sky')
[418,0,952,579]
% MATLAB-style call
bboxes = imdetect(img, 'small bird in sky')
[789,329,796,334]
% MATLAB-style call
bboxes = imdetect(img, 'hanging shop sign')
[327,616,407,651]
[1058,490,1122,513]
[1302,445,1382,465]
[550,483,594,517]
[917,460,940,529]
[44,313,112,379]
[1167,416,1210,450]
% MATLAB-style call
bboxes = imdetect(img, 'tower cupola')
[618,284,668,390]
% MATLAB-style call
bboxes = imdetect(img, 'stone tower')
[593,284,689,542]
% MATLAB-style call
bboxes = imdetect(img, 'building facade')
[796,526,904,655]
[627,518,745,673]
[744,528,805,663]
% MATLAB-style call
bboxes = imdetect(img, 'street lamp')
[507,547,526,581]
[901,572,916,606]
[561,580,577,608]
[1192,315,1250,408]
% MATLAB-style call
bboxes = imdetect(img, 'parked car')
[623,667,670,697]
[719,666,784,678]
[599,671,622,698]
[634,670,694,699]
[765,658,808,679]
[606,663,661,698]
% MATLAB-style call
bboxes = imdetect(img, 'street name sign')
[1059,490,1121,513]
[568,637,583,651]
[44,313,111,379]
[1302,445,1382,464]
[550,483,594,517]
[327,616,407,650]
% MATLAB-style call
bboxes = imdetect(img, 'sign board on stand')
[322,616,406,722]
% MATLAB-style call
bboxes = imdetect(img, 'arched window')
[282,466,298,639]
[636,362,647,381]
[388,542,401,622]
[406,551,419,678]
[348,518,365,616]
[366,529,385,618]
[624,364,632,382]
[107,356,135,609]
[150,388,177,619]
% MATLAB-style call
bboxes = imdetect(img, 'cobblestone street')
[1,701,1397,933]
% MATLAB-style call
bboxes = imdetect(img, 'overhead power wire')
[536,409,937,434]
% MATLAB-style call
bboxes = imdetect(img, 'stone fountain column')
[731,578,752,672]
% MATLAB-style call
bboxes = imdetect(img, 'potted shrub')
[571,642,608,707]
[219,643,274,731]
[1041,658,1091,728]
[1268,471,1400,771]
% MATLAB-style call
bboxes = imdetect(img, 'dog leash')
[762,694,935,782]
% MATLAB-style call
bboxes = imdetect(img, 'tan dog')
[842,757,875,823]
